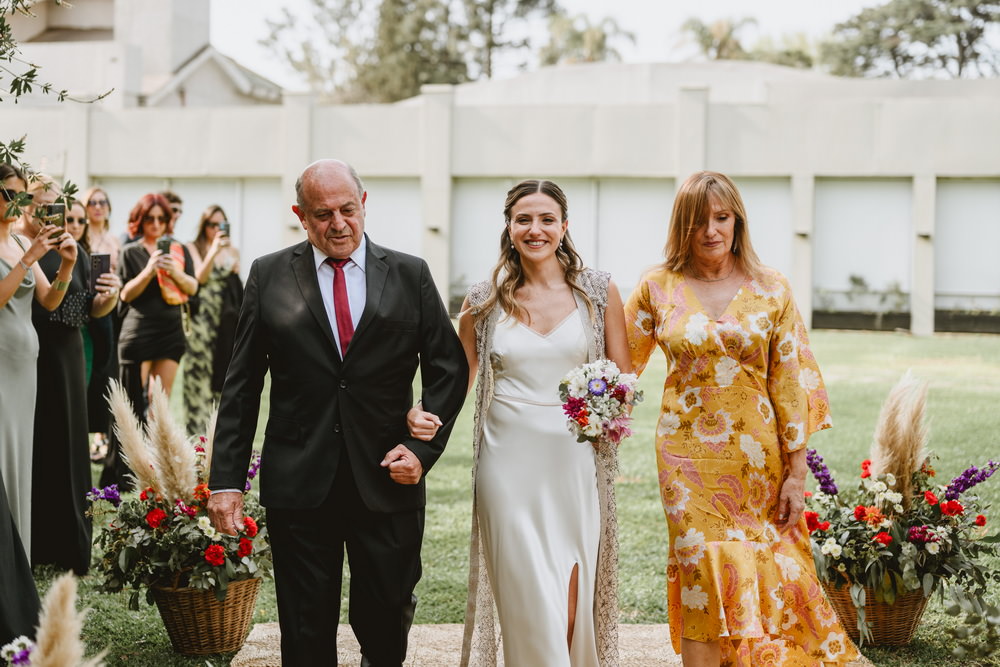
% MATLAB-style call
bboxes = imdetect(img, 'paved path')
[232,623,873,666]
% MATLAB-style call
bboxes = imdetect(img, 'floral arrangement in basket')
[88,378,271,609]
[559,359,643,446]
[804,372,999,643]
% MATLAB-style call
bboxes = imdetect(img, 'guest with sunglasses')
[183,204,242,435]
[80,187,121,462]
[20,187,120,574]
[0,165,77,561]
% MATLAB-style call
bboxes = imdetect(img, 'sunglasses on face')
[87,199,109,207]
[171,206,183,215]
[1,188,33,203]
[65,216,86,224]
[205,221,227,228]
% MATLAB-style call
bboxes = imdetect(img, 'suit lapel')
[291,242,339,354]
[350,237,387,350]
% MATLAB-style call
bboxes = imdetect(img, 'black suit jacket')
[209,236,468,512]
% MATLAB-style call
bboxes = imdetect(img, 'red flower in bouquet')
[873,531,892,546]
[237,538,254,559]
[145,508,168,529]
[193,483,211,503]
[924,490,939,505]
[805,511,830,533]
[975,514,987,526]
[204,544,226,566]
[940,499,964,516]
[244,516,259,537]
[558,360,642,446]
[860,459,872,478]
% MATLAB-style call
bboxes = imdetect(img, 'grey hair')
[295,160,365,207]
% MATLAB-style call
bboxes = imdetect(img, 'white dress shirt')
[312,237,367,359]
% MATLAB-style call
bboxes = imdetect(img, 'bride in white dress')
[408,180,630,666]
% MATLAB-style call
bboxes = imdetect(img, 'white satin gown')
[477,309,601,666]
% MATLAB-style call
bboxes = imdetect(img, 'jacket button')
[339,380,348,389]
[334,424,341,433]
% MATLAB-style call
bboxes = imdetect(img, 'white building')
[5,3,1000,334]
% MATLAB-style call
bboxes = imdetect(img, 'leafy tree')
[349,0,469,102]
[820,0,1000,78]
[680,16,757,61]
[538,11,635,66]
[749,34,815,70]
[460,0,558,78]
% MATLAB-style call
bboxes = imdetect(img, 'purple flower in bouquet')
[587,378,608,396]
[603,415,634,445]
[806,448,838,495]
[944,460,999,501]
[907,525,938,544]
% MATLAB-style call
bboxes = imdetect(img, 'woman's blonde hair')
[663,171,763,278]
[477,179,593,323]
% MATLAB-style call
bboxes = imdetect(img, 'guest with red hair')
[100,193,197,489]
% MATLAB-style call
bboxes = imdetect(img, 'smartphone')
[42,203,66,226]
[90,253,111,292]
[218,221,230,237]
[157,237,172,255]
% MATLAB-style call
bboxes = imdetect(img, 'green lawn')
[43,330,1000,665]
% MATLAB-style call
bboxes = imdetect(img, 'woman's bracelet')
[18,259,31,273]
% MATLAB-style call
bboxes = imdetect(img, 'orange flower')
[193,483,211,502]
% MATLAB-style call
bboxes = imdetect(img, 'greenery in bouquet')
[88,379,271,609]
[803,373,999,643]
[559,359,643,446]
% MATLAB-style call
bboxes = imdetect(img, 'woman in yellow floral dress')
[624,171,858,666]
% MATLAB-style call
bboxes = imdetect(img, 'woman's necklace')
[690,262,736,283]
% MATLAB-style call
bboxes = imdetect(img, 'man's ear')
[361,192,367,206]
[292,205,304,227]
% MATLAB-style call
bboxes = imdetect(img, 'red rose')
[941,500,964,516]
[243,516,259,538]
[975,514,987,527]
[145,508,168,529]
[860,459,872,479]
[819,521,831,531]
[853,505,867,521]
[924,491,939,505]
[204,544,226,566]
[140,487,154,501]
[237,537,253,559]
[873,532,892,546]
[805,511,821,533]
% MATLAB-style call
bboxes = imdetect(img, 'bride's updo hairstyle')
[664,171,763,279]
[477,179,594,324]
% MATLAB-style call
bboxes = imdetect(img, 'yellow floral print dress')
[625,267,858,666]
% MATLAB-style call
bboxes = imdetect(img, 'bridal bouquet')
[89,379,271,609]
[804,373,999,642]
[559,359,642,445]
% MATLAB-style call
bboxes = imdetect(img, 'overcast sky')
[209,0,882,89]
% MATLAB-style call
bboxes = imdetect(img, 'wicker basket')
[151,577,261,655]
[822,581,931,646]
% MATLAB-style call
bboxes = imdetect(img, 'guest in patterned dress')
[183,204,242,435]
[624,171,858,666]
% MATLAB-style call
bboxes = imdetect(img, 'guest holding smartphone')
[0,165,76,561]
[100,193,197,490]
[184,204,242,435]
[21,188,120,574]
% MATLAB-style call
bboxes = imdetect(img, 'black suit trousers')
[268,444,423,667]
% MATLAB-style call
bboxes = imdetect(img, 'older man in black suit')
[207,159,468,666]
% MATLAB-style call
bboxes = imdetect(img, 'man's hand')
[207,491,245,536]
[406,406,442,442]
[380,444,424,485]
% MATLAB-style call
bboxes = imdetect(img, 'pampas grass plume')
[870,370,928,509]
[106,380,159,493]
[31,573,105,667]
[202,406,218,485]
[146,375,198,503]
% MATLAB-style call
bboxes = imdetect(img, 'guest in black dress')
[101,193,197,489]
[23,191,121,574]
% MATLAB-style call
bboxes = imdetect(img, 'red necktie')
[325,258,354,357]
